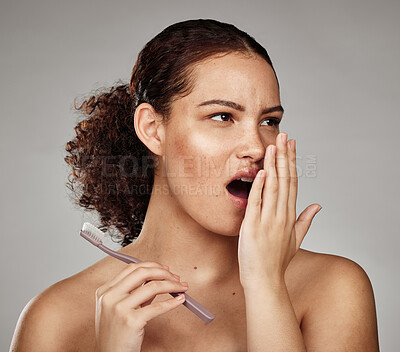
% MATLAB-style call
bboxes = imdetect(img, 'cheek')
[164,132,242,235]
[165,129,230,201]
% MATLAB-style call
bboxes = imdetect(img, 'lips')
[225,168,262,199]
[225,168,262,186]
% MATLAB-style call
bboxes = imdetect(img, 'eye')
[209,112,281,127]
[261,118,281,127]
[209,112,233,122]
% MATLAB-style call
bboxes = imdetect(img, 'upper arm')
[300,256,379,352]
[10,283,74,352]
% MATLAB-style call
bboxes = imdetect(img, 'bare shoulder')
[10,268,98,352]
[294,248,380,351]
[293,248,376,309]
[294,248,373,279]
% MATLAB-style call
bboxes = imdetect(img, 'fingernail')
[175,294,185,301]
[316,206,322,213]
[162,264,169,270]
[173,274,180,280]
[181,281,189,287]
[281,133,287,143]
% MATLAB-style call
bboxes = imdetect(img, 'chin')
[210,223,242,238]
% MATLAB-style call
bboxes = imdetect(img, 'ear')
[133,103,166,156]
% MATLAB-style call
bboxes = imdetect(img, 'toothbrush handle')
[97,243,215,323]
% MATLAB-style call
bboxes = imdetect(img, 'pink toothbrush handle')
[81,233,215,323]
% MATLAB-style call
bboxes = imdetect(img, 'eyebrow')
[196,99,284,115]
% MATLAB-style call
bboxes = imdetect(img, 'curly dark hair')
[64,18,279,247]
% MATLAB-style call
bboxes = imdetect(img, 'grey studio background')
[1,0,399,350]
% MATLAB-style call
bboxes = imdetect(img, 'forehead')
[176,52,280,111]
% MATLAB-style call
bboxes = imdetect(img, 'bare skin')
[10,52,379,351]
[10,248,378,351]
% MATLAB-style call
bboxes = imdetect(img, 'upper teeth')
[236,177,254,182]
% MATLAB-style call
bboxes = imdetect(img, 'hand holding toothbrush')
[237,133,322,290]
[94,262,188,352]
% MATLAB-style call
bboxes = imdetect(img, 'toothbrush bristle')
[81,222,105,245]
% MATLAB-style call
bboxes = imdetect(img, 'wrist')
[241,276,287,296]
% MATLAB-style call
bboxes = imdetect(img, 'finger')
[287,139,298,226]
[108,262,166,288]
[140,295,156,308]
[261,144,278,220]
[111,266,181,296]
[275,133,290,221]
[294,204,322,249]
[118,279,189,311]
[96,261,167,297]
[136,293,186,323]
[244,169,265,223]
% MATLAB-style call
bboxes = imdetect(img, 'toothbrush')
[80,222,215,323]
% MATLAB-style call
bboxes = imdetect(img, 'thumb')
[294,204,322,248]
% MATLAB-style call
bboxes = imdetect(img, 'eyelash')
[209,112,281,127]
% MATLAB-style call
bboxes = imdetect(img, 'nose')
[235,127,267,164]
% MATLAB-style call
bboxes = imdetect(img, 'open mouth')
[226,179,253,199]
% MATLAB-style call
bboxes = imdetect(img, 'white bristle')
[82,222,105,243]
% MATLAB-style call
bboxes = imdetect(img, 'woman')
[10,19,379,351]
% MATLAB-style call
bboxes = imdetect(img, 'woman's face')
[160,52,283,236]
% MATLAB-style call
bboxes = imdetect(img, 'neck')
[120,176,241,287]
